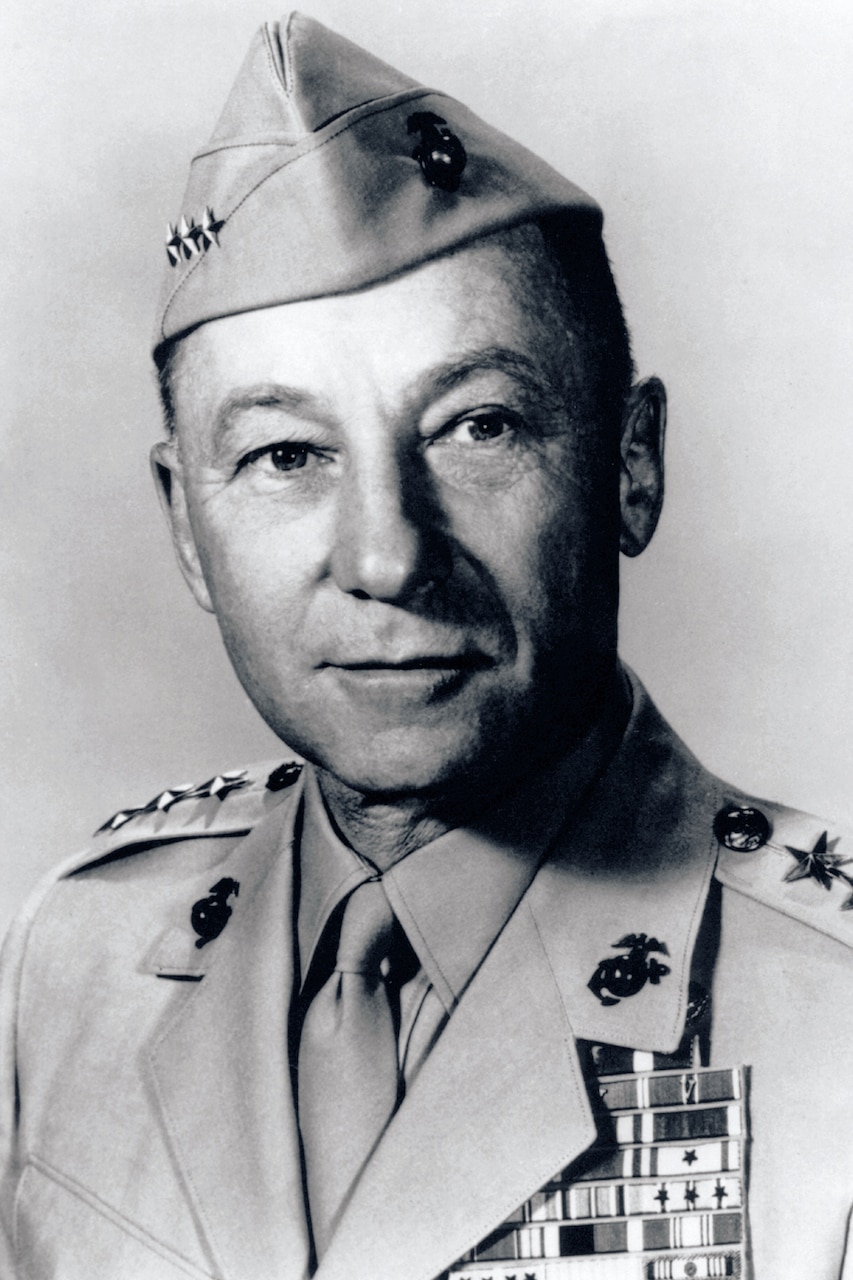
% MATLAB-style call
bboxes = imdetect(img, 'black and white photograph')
[2,2,852,1276]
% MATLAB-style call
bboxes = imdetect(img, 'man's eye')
[237,443,312,473]
[445,410,519,444]
[268,444,309,471]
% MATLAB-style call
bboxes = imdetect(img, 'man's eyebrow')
[211,347,569,442]
[420,346,568,404]
[212,383,329,442]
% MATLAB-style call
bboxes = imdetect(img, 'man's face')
[157,234,628,800]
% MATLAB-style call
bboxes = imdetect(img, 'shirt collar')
[297,668,630,1005]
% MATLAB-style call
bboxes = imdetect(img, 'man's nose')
[329,449,451,602]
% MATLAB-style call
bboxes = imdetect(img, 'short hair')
[154,217,632,438]
[537,214,634,434]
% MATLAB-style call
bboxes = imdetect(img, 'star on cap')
[166,223,184,265]
[784,831,849,891]
[197,206,224,249]
[180,215,203,257]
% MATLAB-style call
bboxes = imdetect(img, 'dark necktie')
[297,878,402,1258]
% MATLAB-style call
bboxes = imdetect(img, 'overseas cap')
[153,11,602,356]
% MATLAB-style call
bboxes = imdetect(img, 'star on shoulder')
[713,799,853,947]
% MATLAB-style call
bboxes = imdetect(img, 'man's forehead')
[170,235,576,433]
[153,11,603,360]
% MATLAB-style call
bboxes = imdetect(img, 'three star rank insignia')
[166,207,225,265]
[95,769,251,834]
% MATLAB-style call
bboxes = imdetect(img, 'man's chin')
[294,721,506,802]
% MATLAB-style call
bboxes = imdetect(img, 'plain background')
[2,0,852,944]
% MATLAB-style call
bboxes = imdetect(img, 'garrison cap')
[153,11,602,357]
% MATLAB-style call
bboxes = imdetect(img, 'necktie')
[297,878,402,1258]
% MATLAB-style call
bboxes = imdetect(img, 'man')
[1,12,851,1280]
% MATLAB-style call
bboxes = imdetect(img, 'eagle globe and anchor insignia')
[191,877,241,949]
[588,934,671,1007]
[407,110,467,191]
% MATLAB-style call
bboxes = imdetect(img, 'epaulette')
[713,795,853,948]
[77,758,304,866]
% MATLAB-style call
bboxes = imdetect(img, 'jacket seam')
[19,1156,217,1278]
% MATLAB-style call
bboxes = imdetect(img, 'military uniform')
[2,675,852,1279]
[4,12,850,1279]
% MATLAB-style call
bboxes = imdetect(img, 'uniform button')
[266,761,303,792]
[713,804,771,852]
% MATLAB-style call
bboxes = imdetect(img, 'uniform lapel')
[146,794,312,1280]
[317,680,720,1280]
[315,895,597,1280]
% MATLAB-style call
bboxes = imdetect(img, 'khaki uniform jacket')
[1,683,852,1280]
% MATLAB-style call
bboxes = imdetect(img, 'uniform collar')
[527,671,719,1052]
[297,668,631,1007]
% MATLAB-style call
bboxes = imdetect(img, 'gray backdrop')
[3,0,852,943]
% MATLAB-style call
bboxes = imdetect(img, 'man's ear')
[618,376,666,557]
[150,440,215,613]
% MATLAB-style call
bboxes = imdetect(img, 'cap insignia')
[587,933,671,1007]
[166,207,225,266]
[407,111,467,192]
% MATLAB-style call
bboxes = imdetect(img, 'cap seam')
[159,86,448,339]
[261,24,287,99]
[280,12,297,95]
[191,85,442,160]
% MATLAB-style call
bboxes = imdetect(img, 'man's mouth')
[328,654,493,672]
[317,651,495,705]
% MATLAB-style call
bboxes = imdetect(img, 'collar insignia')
[191,876,240,949]
[588,933,671,1007]
[783,831,853,905]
